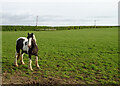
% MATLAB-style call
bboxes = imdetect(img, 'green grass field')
[2,28,119,84]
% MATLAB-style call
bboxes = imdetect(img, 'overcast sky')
[1,0,119,26]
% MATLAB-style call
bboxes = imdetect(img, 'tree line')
[1,25,118,31]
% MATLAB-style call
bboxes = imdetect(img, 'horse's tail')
[16,42,21,60]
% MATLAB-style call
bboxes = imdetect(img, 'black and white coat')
[14,33,40,71]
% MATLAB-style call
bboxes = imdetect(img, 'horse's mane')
[32,34,37,45]
[33,34,36,42]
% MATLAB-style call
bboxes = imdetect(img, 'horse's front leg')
[29,54,33,71]
[35,56,40,69]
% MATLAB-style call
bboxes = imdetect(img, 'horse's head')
[27,33,36,48]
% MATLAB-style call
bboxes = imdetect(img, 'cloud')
[92,16,114,19]
[38,15,92,22]
[2,12,35,25]
[1,0,118,26]
[1,11,118,26]
[2,13,85,25]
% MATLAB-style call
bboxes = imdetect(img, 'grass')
[2,28,119,84]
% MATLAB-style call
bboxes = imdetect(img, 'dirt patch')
[2,71,86,85]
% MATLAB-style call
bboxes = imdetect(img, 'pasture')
[2,28,119,84]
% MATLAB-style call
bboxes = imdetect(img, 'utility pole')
[36,16,38,26]
[94,20,96,28]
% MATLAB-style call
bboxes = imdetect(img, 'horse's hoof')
[37,66,40,69]
[29,67,33,71]
[30,69,33,71]
[15,64,18,67]
[22,63,25,65]
[21,62,25,65]
[36,65,40,69]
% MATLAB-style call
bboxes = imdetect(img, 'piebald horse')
[14,33,40,71]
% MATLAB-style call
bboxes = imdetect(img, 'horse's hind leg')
[20,52,25,65]
[14,48,20,67]
[14,52,19,67]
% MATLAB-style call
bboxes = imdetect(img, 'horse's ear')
[28,33,29,35]
[31,33,33,36]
